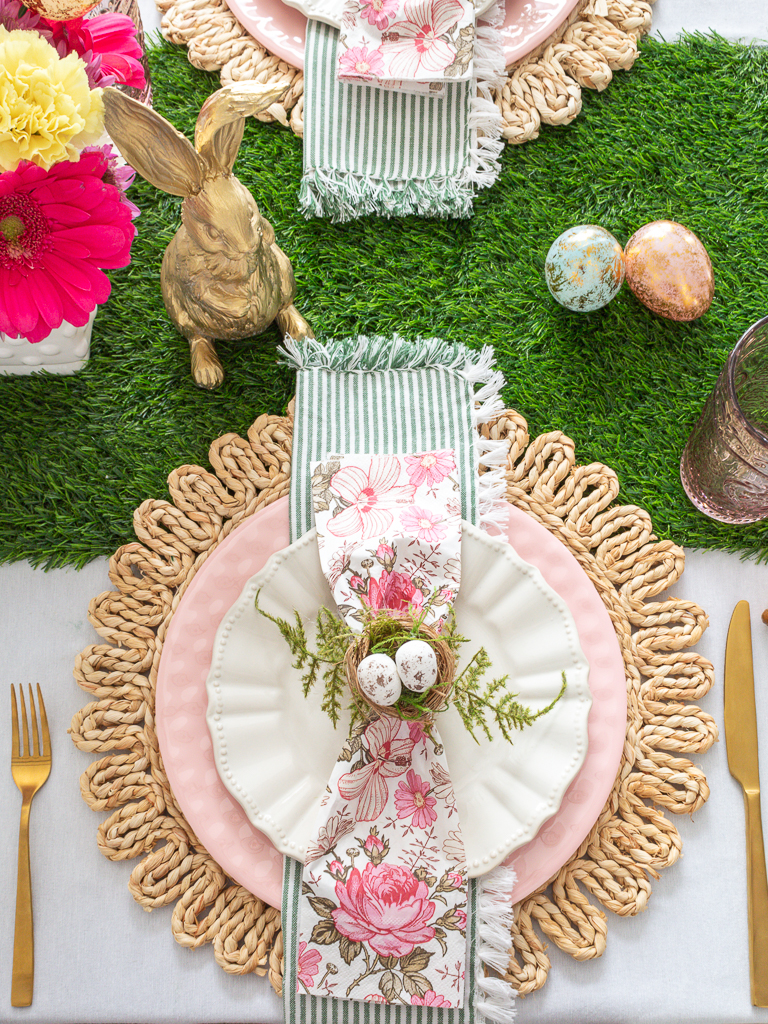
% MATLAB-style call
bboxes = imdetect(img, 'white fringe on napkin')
[476,864,518,1023]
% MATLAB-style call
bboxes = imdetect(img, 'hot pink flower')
[328,457,415,539]
[43,12,146,89]
[394,769,437,828]
[338,43,386,81]
[338,716,414,820]
[359,0,399,29]
[296,941,322,989]
[332,863,436,957]
[411,990,453,1007]
[364,833,385,853]
[0,154,136,343]
[399,506,446,543]
[404,450,456,487]
[0,0,49,33]
[363,570,424,614]
[381,0,463,77]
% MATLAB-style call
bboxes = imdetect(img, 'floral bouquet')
[0,0,143,345]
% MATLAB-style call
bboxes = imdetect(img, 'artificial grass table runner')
[1,33,768,569]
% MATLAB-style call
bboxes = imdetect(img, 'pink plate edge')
[156,495,626,909]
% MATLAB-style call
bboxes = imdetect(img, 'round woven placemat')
[156,0,656,144]
[70,404,716,995]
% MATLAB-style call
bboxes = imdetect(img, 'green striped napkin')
[299,11,506,222]
[277,333,516,1023]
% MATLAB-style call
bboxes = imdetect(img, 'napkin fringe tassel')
[467,0,507,191]
[299,167,477,223]
[476,864,518,1023]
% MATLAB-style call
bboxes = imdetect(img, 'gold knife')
[725,599,768,1006]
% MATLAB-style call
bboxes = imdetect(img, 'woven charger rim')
[71,406,716,996]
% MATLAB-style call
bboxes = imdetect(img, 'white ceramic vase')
[0,309,97,376]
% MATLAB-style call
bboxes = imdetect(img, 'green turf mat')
[2,32,768,568]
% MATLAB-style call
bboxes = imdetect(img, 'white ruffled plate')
[205,521,591,876]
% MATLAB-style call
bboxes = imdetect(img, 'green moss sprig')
[255,597,566,742]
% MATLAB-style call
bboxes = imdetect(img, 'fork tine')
[37,684,50,758]
[19,685,28,758]
[11,684,19,758]
[28,684,40,757]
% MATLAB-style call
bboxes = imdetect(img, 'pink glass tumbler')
[681,316,768,523]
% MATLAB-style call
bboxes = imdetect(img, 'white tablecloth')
[3,1,768,1021]
[2,546,768,1024]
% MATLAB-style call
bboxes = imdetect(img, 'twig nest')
[395,639,438,693]
[357,653,402,707]
[345,612,455,722]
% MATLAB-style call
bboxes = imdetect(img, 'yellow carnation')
[0,27,104,171]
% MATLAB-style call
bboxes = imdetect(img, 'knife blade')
[725,599,768,1006]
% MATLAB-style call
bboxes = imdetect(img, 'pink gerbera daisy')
[0,153,136,343]
[42,12,146,89]
[394,769,437,828]
[338,44,386,81]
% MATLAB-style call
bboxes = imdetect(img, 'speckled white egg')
[357,653,402,706]
[395,639,438,693]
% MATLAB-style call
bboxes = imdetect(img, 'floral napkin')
[297,450,468,1008]
[337,0,476,94]
[298,716,469,1007]
[311,451,462,630]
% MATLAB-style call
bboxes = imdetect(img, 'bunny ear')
[194,82,289,174]
[102,87,206,197]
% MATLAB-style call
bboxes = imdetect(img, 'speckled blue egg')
[545,225,625,312]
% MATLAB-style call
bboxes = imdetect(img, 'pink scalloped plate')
[223,0,581,71]
[156,495,626,910]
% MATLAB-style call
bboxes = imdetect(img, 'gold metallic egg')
[624,220,714,321]
[24,0,100,17]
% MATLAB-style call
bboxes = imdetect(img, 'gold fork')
[10,684,51,1007]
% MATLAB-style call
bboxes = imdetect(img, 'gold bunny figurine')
[102,84,314,388]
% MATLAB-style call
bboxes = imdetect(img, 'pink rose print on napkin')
[301,453,467,1005]
[332,863,436,957]
[311,451,462,630]
[298,717,469,1005]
